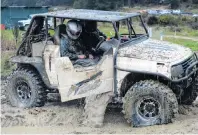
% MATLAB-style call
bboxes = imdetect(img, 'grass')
[150,25,198,39]
[0,30,15,40]
[164,37,198,51]
[0,29,24,40]
[1,51,16,77]
[1,30,19,77]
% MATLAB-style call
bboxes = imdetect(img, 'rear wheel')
[123,80,178,127]
[6,68,47,108]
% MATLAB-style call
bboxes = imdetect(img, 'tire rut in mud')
[1,80,83,127]
[1,103,83,127]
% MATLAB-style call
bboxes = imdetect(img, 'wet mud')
[1,80,198,134]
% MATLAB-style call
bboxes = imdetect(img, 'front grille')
[171,54,197,79]
[181,54,196,72]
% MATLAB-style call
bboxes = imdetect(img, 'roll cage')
[17,9,148,56]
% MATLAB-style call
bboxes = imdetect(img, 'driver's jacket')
[60,34,88,61]
[80,29,106,54]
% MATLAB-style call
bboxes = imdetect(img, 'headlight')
[171,64,184,79]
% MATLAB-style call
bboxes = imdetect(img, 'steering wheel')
[92,36,105,52]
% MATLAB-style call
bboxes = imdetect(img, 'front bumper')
[172,61,198,87]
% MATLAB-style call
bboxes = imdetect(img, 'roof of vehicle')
[34,9,140,22]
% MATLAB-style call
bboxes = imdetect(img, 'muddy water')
[1,81,198,134]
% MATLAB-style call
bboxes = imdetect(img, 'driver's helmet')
[83,21,97,33]
[66,20,82,40]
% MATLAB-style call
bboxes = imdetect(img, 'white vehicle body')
[116,39,194,91]
[193,14,198,17]
[159,10,172,15]
[38,38,194,102]
[172,10,181,14]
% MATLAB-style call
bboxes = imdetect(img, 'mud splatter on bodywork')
[118,39,192,63]
[67,71,103,96]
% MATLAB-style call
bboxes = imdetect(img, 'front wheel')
[123,80,178,127]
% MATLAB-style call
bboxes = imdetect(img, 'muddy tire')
[181,77,198,105]
[123,80,178,127]
[6,68,47,108]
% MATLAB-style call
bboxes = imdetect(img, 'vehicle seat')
[54,24,67,45]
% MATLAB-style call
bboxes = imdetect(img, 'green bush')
[73,0,85,9]
[181,16,195,24]
[73,0,123,10]
[195,17,198,22]
[146,15,197,27]
[147,16,159,25]
[190,22,198,30]
[170,0,180,9]
[158,15,179,26]
[169,26,182,32]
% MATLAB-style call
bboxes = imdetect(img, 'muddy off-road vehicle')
[6,9,198,127]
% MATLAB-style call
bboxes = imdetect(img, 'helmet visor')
[69,29,81,36]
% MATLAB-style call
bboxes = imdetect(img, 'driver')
[80,20,106,54]
[60,20,95,66]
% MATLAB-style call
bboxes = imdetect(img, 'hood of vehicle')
[118,39,193,63]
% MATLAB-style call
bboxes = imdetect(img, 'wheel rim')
[136,97,161,119]
[15,78,31,103]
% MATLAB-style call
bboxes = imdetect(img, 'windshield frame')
[113,15,149,46]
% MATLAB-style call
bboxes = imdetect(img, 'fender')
[10,56,57,89]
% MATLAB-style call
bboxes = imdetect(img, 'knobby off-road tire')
[181,76,198,105]
[6,68,47,108]
[123,80,178,127]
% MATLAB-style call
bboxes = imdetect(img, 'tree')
[73,0,85,8]
[170,0,180,9]
[73,0,123,10]
[128,0,132,7]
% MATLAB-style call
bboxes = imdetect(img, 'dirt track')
[1,79,198,134]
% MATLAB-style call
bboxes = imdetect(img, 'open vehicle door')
[54,48,114,102]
